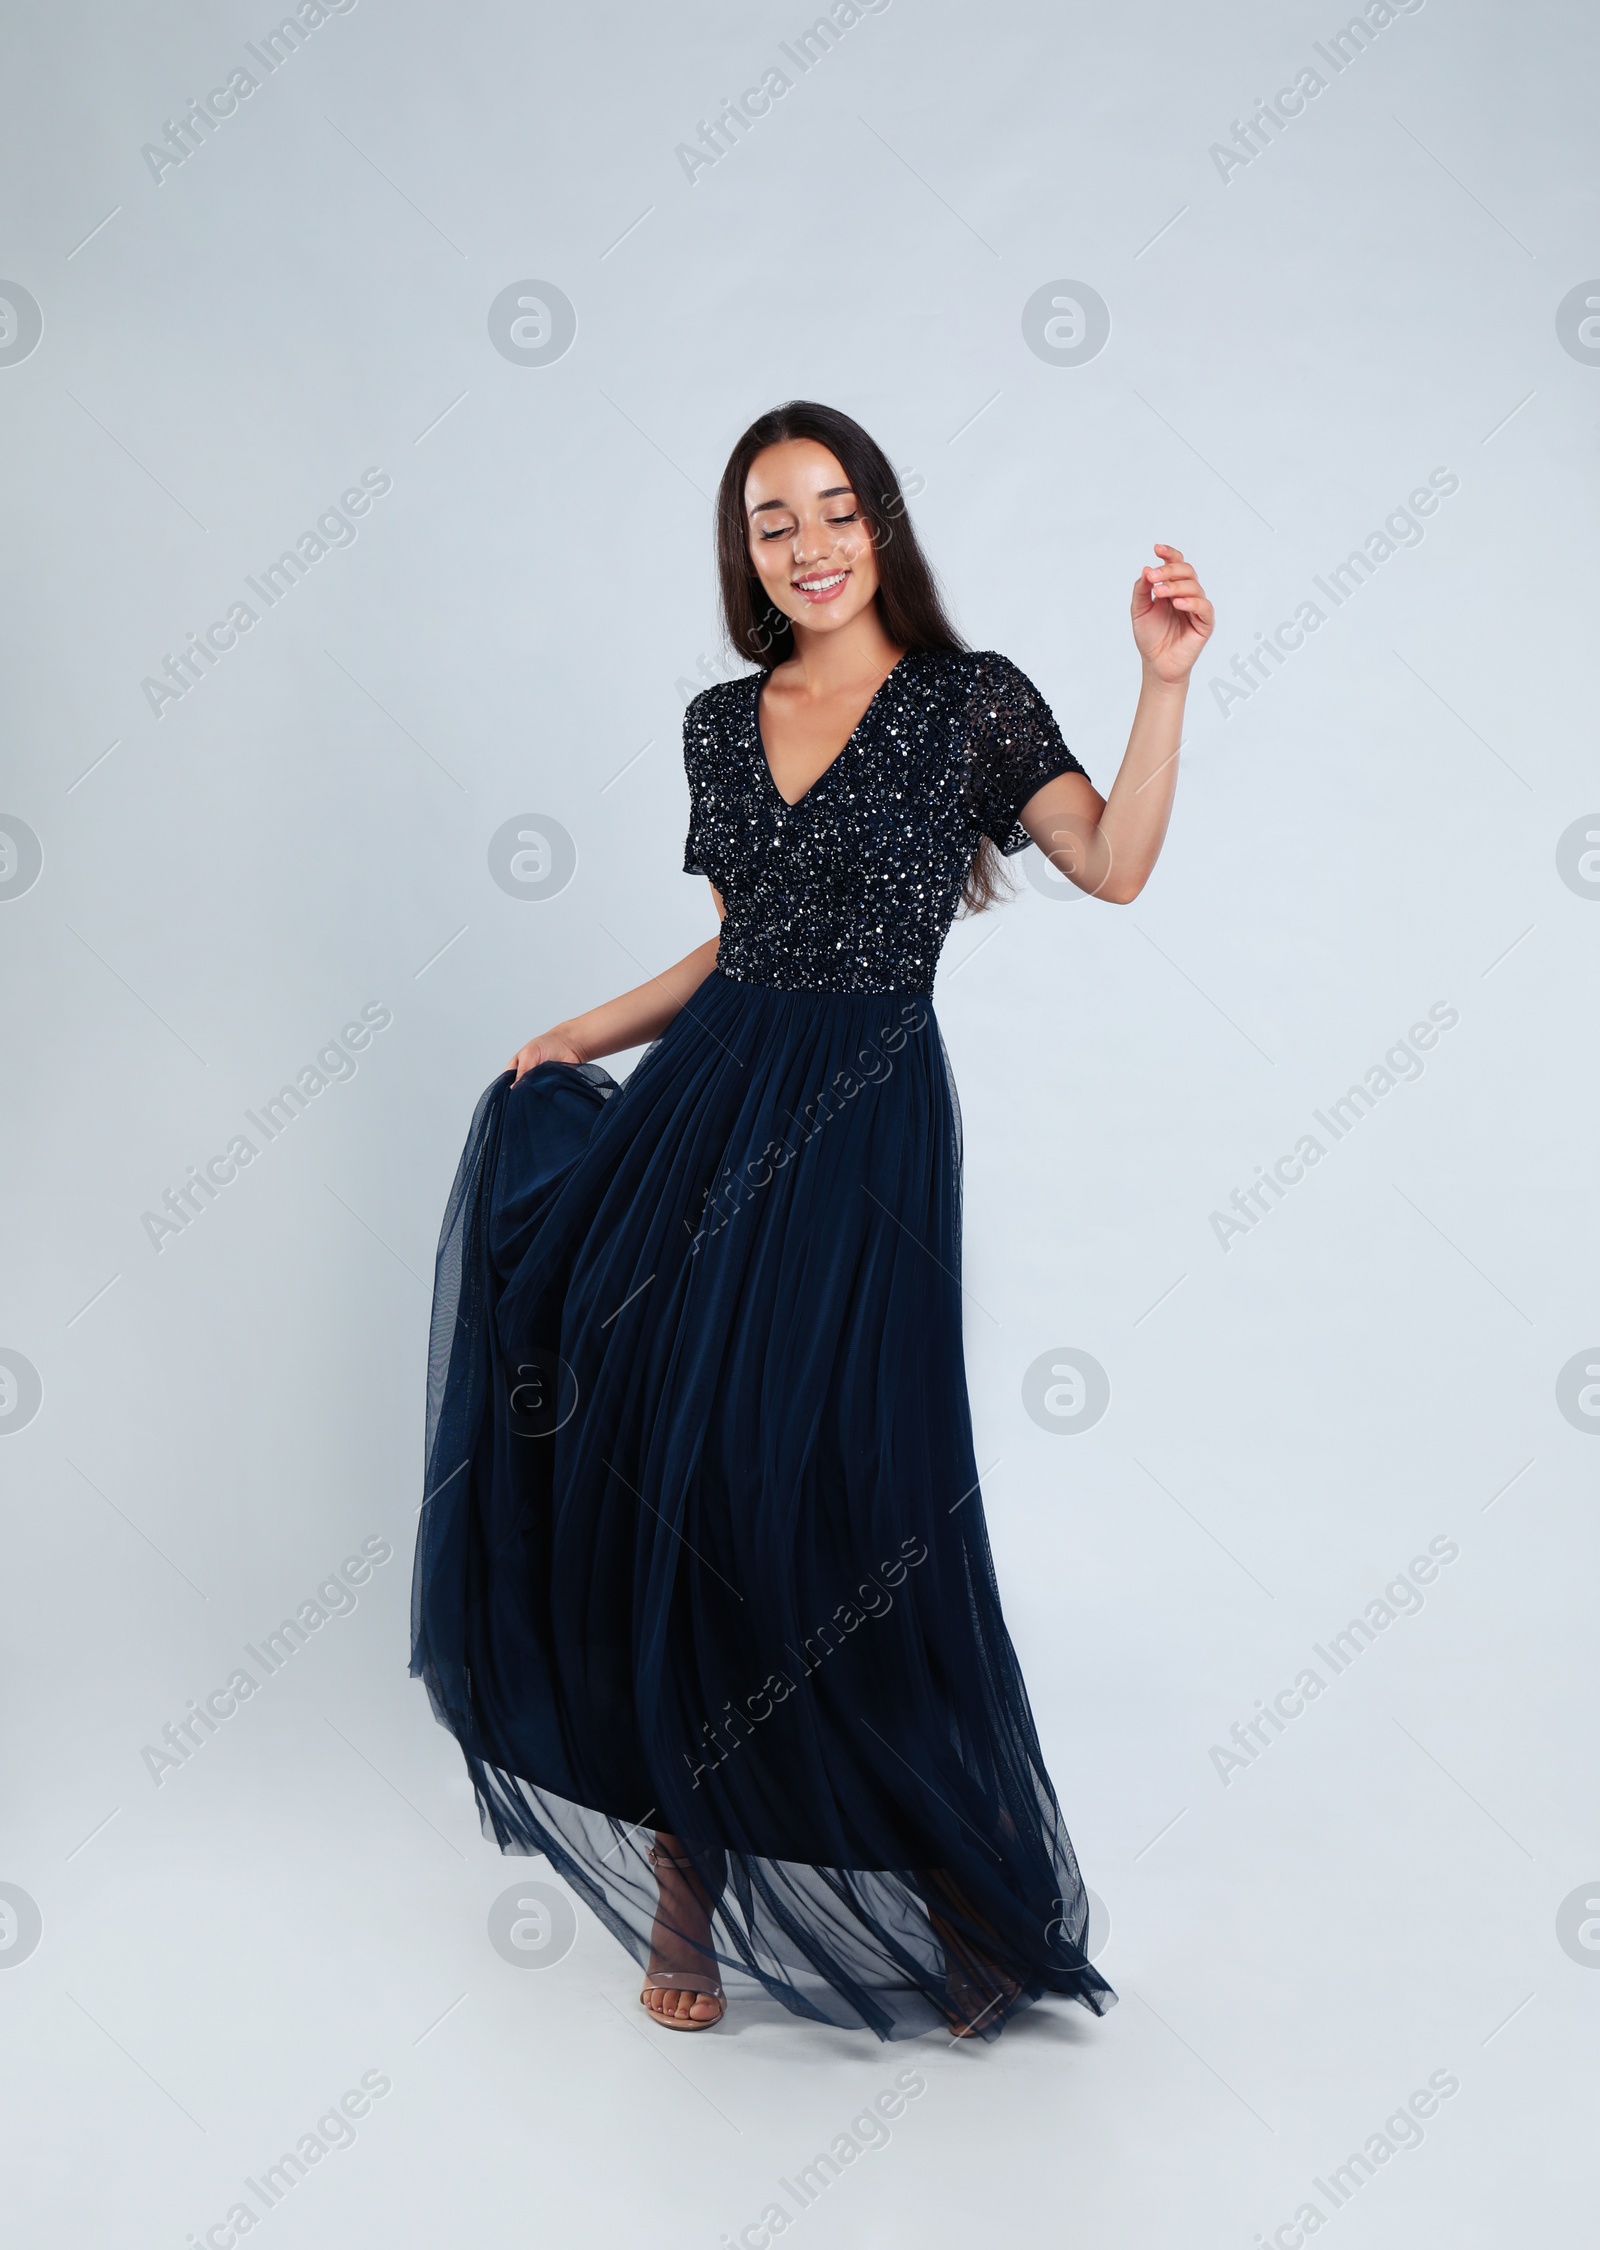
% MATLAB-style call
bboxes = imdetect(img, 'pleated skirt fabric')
[410,968,1114,2039]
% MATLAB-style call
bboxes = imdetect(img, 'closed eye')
[756,510,859,541]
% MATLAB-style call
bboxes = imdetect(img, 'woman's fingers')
[1134,545,1214,664]
[508,1031,585,1081]
[1149,564,1210,614]
[1147,546,1195,581]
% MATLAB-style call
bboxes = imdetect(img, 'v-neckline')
[753,653,910,810]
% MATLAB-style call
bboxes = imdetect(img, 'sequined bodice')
[681,648,1087,995]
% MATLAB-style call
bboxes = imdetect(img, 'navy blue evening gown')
[411,648,1116,2040]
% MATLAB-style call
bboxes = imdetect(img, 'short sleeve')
[681,691,714,879]
[961,652,1090,854]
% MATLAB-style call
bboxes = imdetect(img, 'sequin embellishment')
[681,649,1089,996]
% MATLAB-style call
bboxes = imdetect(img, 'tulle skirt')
[410,968,1115,2040]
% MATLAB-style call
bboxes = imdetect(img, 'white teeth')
[796,572,846,592]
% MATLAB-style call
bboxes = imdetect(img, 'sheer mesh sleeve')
[961,652,1090,854]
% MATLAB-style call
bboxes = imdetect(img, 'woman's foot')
[925,1895,1024,2038]
[941,1965,1022,2039]
[639,1837,725,2032]
[640,1981,726,2028]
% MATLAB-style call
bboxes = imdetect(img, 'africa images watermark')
[675,0,892,184]
[187,2067,393,2248]
[140,1002,394,1251]
[684,1536,929,1789]
[1207,0,1426,185]
[1210,1535,1460,1786]
[1258,2066,1461,2246]
[140,1534,394,1784]
[140,0,360,184]
[1208,1001,1459,1253]
[140,468,393,719]
[690,1000,928,1253]
[721,2066,928,2247]
[1207,468,1459,721]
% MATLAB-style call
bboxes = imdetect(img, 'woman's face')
[743,439,883,641]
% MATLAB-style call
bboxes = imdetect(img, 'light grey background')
[3,0,1597,2243]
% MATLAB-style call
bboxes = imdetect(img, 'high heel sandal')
[639,1846,726,2032]
[941,1959,1024,2039]
[926,1893,1024,2039]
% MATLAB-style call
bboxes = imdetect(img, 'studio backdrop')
[2,1,1596,2244]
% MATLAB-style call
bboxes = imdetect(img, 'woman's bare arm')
[1016,676,1183,905]
[509,888,725,1080]
[1018,543,1212,905]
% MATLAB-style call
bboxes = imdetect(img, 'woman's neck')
[785,605,904,698]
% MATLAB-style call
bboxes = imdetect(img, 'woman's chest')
[715,710,972,880]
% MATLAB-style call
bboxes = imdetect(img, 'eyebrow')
[748,484,856,516]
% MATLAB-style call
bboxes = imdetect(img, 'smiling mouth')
[793,569,849,602]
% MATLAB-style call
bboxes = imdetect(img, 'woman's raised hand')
[1131,545,1214,683]
[507,1028,585,1083]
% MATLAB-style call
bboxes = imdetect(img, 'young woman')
[411,401,1212,2039]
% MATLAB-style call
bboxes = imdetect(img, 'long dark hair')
[714,399,1009,913]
